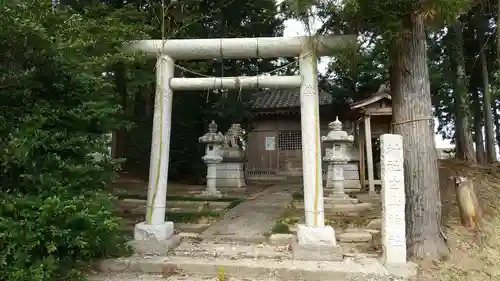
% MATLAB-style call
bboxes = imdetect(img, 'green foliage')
[166,211,220,223]
[115,193,242,202]
[270,221,291,234]
[292,191,304,200]
[0,1,143,280]
[0,193,129,281]
[340,0,471,37]
[286,0,497,144]
[112,0,287,181]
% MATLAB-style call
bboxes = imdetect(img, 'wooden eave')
[350,92,392,110]
[362,107,392,116]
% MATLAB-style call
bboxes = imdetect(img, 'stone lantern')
[199,120,225,197]
[322,117,359,204]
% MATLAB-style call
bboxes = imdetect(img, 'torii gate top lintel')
[126,35,356,60]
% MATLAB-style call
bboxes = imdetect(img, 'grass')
[166,211,220,223]
[121,210,220,224]
[115,193,242,202]
[292,191,304,200]
[270,221,291,234]
[226,198,245,209]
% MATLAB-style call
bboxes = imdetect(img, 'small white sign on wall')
[265,136,276,151]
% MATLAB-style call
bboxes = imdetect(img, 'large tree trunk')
[476,13,497,163]
[471,84,486,164]
[448,21,476,163]
[389,13,449,259]
[497,0,500,65]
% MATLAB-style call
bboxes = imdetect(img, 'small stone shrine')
[198,121,225,197]
[322,117,359,204]
[216,123,246,188]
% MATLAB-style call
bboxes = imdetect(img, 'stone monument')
[322,117,359,204]
[216,123,246,188]
[379,134,407,265]
[199,121,225,197]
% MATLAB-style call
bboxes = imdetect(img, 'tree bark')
[389,13,449,259]
[448,21,477,164]
[497,0,500,65]
[476,13,497,163]
[471,83,486,164]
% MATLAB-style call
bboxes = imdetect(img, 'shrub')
[0,3,131,280]
[0,192,129,281]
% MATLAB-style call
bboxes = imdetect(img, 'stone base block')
[327,180,361,191]
[128,234,182,255]
[324,202,373,213]
[199,190,223,198]
[215,178,246,188]
[291,236,343,261]
[134,221,174,241]
[296,224,337,246]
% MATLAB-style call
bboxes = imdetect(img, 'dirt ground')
[417,160,500,280]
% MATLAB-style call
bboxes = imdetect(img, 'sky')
[282,18,454,148]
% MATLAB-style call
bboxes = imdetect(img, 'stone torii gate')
[127,35,355,246]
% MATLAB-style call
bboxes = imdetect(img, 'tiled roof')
[251,89,333,109]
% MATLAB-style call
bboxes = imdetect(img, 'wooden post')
[365,114,375,195]
[359,122,366,190]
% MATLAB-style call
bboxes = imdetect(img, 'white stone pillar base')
[291,224,341,261]
[296,224,336,246]
[134,221,174,241]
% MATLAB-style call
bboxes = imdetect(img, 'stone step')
[172,240,292,260]
[97,255,413,281]
[294,202,373,213]
[338,231,373,243]
[89,272,280,281]
[197,234,269,244]
[176,223,211,233]
[87,273,168,281]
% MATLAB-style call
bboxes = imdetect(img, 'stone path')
[200,184,295,242]
[93,184,417,281]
